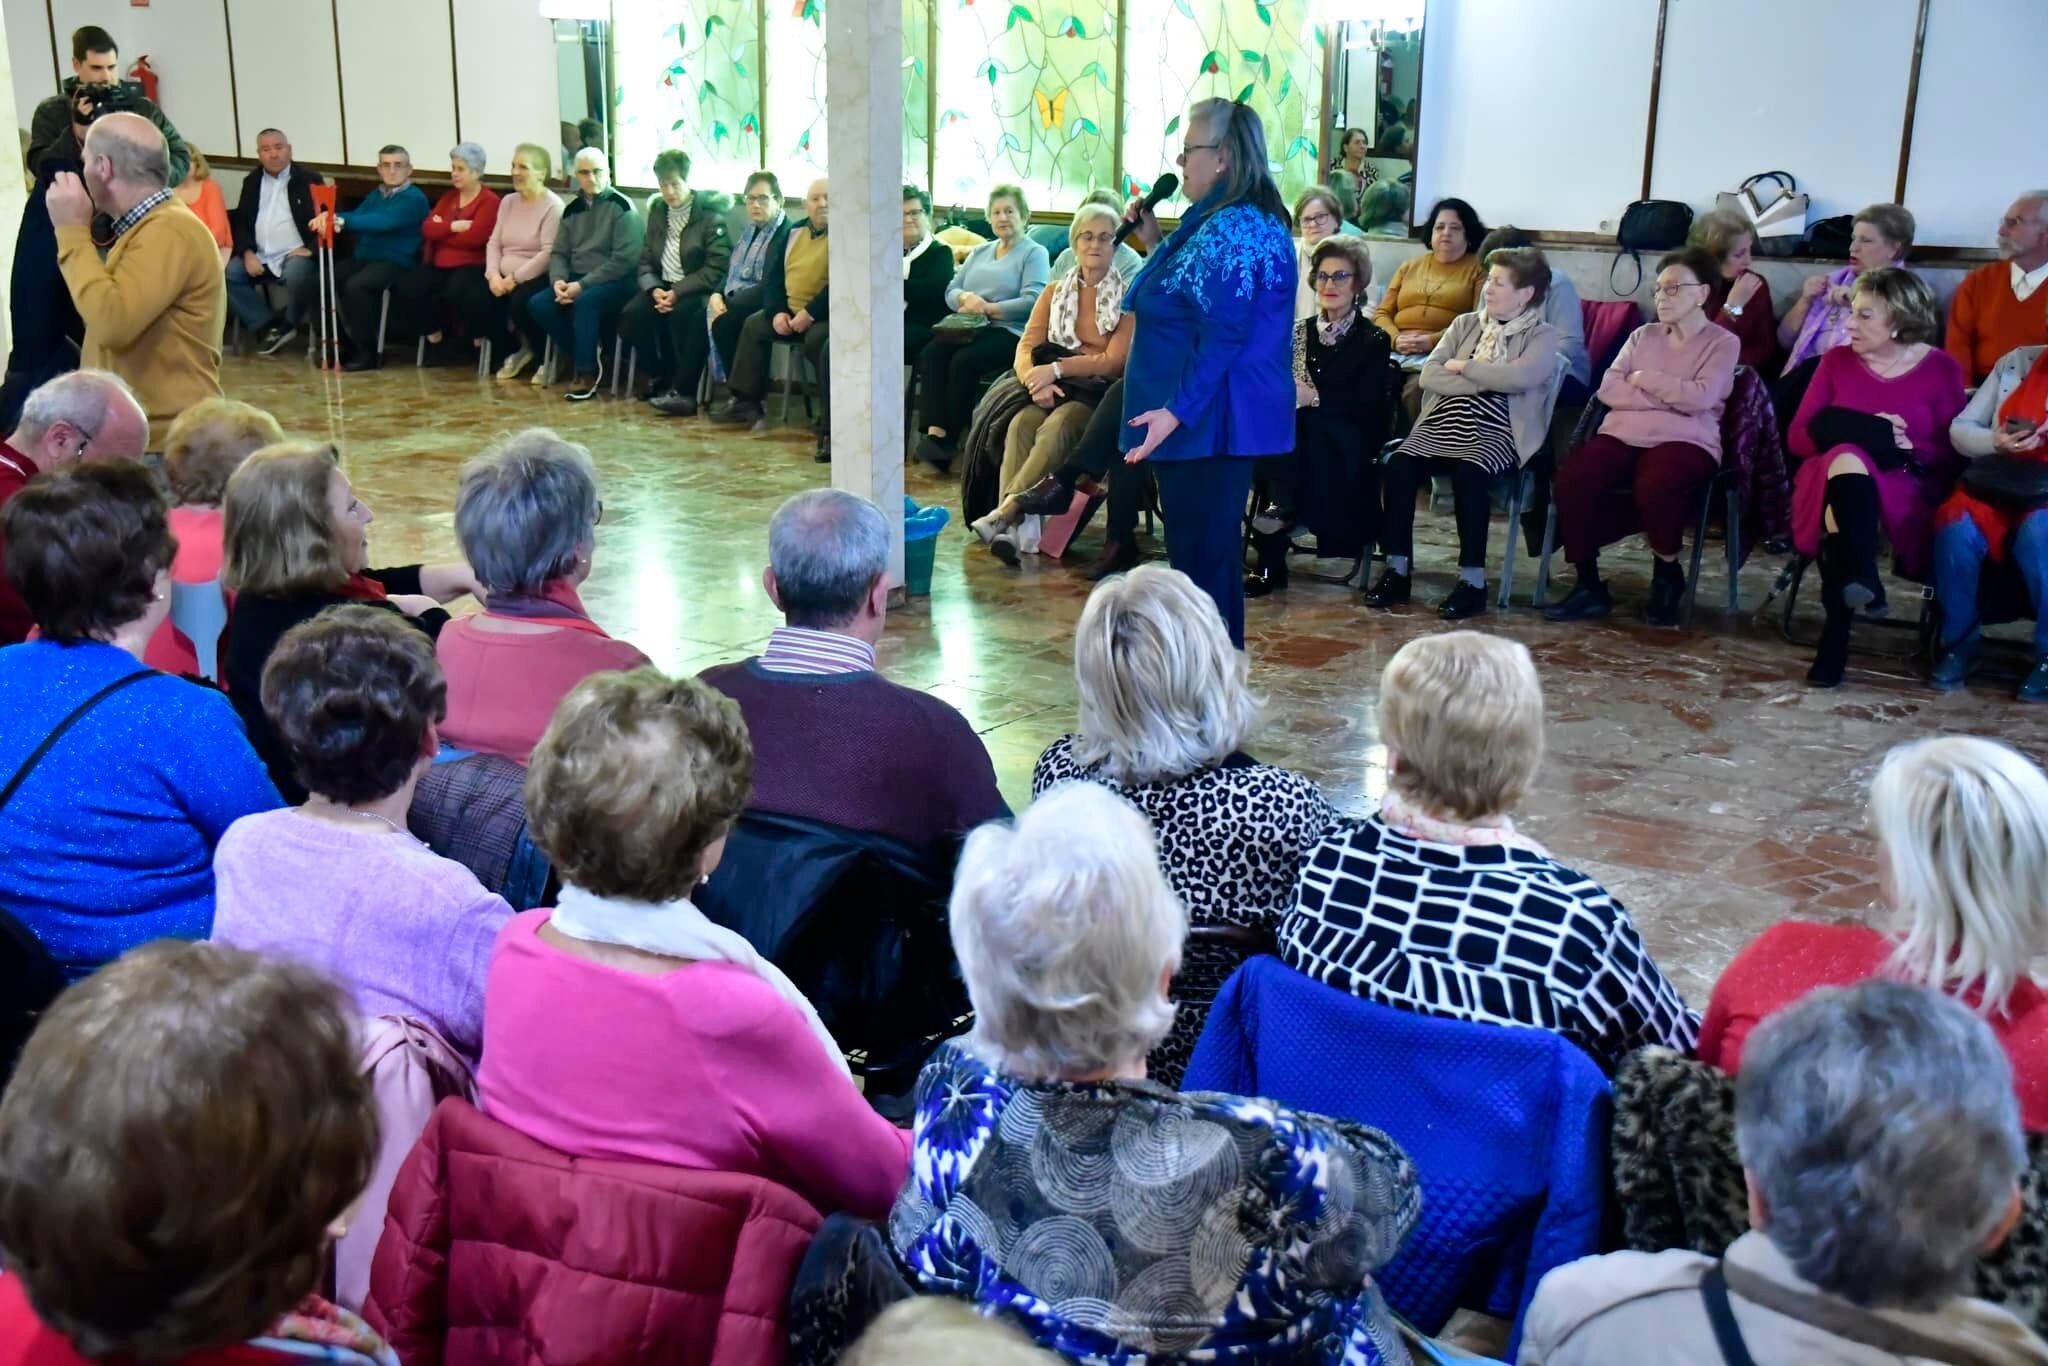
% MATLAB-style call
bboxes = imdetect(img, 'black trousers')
[917,327,1016,435]
[619,288,712,391]
[336,259,410,351]
[388,265,486,343]
[501,278,555,355]
[1381,450,1496,569]
[729,309,829,417]
[1060,378,1141,544]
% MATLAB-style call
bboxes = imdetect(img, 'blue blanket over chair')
[1185,955,1612,1360]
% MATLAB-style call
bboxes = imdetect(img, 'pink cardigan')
[435,616,648,764]
[477,911,912,1220]
[1595,320,1740,460]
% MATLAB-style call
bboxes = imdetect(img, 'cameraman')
[26,27,189,188]
[2,26,188,433]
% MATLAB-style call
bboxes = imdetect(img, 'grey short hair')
[450,142,486,175]
[1736,980,2024,1309]
[83,113,168,189]
[767,489,887,628]
[573,147,607,173]
[1069,564,1259,784]
[1068,201,1119,244]
[951,783,1185,1080]
[15,369,139,446]
[454,428,600,595]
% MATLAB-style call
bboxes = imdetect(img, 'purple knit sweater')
[699,659,1009,849]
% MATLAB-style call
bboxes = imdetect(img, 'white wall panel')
[1414,0,1657,234]
[1648,0,1916,223]
[450,0,558,175]
[2,0,52,140]
[336,0,457,166]
[227,0,343,164]
[1904,0,2046,249]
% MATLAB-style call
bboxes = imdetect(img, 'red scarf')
[481,578,611,637]
[1998,346,2048,441]
[335,573,390,602]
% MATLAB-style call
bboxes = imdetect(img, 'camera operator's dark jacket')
[229,163,326,259]
[26,77,189,187]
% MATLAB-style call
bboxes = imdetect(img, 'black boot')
[1807,541,1853,689]
[1643,559,1685,627]
[1544,563,1611,622]
[1362,565,1411,608]
[1244,533,1289,598]
[1825,474,1888,615]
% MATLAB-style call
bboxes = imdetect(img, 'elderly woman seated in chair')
[968,200,1132,564]
[1361,245,1563,619]
[1786,267,1965,688]
[1523,981,2045,1364]
[436,428,648,763]
[1279,631,1699,1073]
[1032,564,1336,1085]
[891,782,1420,1362]
[1930,342,2048,700]
[146,397,284,677]
[1246,235,1389,599]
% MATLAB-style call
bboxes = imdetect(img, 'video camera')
[71,79,142,126]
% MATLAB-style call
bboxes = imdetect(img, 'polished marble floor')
[224,351,2048,1004]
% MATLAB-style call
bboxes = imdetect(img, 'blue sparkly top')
[1120,191,1299,462]
[0,640,281,979]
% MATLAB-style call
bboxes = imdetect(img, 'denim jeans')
[226,253,316,331]
[525,276,636,374]
[1933,509,2048,651]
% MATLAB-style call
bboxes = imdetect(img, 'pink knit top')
[1595,321,1741,460]
[477,911,913,1219]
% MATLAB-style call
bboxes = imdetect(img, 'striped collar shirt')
[109,188,172,240]
[758,626,876,676]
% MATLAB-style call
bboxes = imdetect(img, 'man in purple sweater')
[700,490,1008,854]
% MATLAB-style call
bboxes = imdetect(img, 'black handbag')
[1805,215,1855,260]
[930,311,989,345]
[1962,454,2048,507]
[1611,200,1695,293]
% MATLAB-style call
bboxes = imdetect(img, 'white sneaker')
[496,346,535,381]
[530,355,558,387]
[969,510,1011,545]
[1016,515,1043,556]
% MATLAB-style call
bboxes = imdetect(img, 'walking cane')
[310,183,340,370]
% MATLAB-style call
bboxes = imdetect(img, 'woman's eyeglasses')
[1651,282,1708,298]
[1312,270,1356,286]
[744,193,776,205]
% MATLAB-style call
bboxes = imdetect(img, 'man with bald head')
[0,368,148,643]
[47,112,223,449]
[714,178,831,453]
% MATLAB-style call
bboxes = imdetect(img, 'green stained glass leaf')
[704,14,725,37]
[1070,116,1099,137]
[662,22,680,39]
[913,56,926,76]
[801,0,820,21]
[1235,80,1254,102]
[1284,134,1315,160]
[1239,48,1262,63]
[1060,15,1086,37]
[1198,50,1221,75]
[735,57,748,77]
[1278,71,1292,100]
[1094,62,1112,88]
[699,79,719,103]
[1172,0,1193,17]
[713,121,730,143]
[997,130,1023,154]
[671,118,687,130]
[1005,4,1033,30]
[1254,1,1272,25]
[1261,55,1271,81]
[1164,113,1180,136]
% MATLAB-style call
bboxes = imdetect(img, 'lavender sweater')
[210,809,513,1061]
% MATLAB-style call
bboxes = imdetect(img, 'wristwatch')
[1724,302,1745,317]
[1051,361,1063,380]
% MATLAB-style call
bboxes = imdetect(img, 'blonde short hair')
[1872,736,2048,1017]
[1069,564,1258,785]
[221,441,347,595]
[1379,631,1545,822]
[1856,203,1916,255]
[1689,207,1755,262]
[843,1300,1058,1366]
[188,148,211,180]
[163,399,284,505]
[1854,266,1943,346]
[525,669,752,903]
[951,783,1185,1080]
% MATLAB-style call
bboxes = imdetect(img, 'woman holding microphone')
[1120,98,1297,648]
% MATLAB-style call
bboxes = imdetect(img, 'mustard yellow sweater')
[1373,251,1484,344]
[57,199,225,449]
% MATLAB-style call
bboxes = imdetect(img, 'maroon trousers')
[1555,433,1717,565]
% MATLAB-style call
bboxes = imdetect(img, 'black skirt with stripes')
[1397,390,1519,476]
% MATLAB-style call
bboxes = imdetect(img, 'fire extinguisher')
[127,55,158,105]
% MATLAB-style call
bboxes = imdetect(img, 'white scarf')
[1047,264,1126,351]
[552,883,850,1077]
[1471,305,1542,365]
[903,232,938,280]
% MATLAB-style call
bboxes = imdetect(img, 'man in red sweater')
[0,368,148,643]
[700,489,1008,855]
[1946,191,2048,386]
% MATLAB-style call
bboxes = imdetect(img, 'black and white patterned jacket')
[1279,814,1700,1072]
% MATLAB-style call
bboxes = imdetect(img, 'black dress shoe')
[649,392,698,417]
[1643,570,1684,627]
[342,354,380,372]
[814,431,831,463]
[710,398,764,424]
[913,434,955,470]
[1082,539,1139,581]
[1544,582,1613,622]
[1012,475,1077,517]
[1437,580,1488,620]
[1362,568,1411,608]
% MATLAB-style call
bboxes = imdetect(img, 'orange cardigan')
[1013,275,1133,382]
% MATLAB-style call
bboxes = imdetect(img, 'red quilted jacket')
[363,1098,822,1365]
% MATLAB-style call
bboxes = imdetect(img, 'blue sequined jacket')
[1119,192,1299,462]
[890,1038,1422,1363]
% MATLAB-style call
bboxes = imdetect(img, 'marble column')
[824,0,906,585]
[0,17,26,363]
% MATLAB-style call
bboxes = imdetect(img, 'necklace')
[1869,345,1921,379]
[300,798,414,840]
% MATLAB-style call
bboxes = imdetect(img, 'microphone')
[1114,173,1179,246]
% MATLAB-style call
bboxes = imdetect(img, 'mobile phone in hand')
[2005,417,2039,437]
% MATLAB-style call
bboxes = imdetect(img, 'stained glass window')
[764,0,830,181]
[612,0,762,195]
[903,0,933,187]
[1119,0,1325,207]
[931,1,1119,213]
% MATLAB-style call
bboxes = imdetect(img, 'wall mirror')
[1326,1,1423,236]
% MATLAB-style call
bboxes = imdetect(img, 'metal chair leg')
[611,337,624,397]
[1497,467,1530,610]
[476,338,492,378]
[377,291,390,356]
[1682,484,1714,629]
[1535,502,1558,606]
[1726,489,1743,615]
